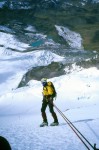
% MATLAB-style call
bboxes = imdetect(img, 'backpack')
[47,81,57,98]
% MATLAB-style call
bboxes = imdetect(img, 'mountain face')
[0,0,99,87]
[1,0,98,50]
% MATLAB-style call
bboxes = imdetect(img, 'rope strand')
[53,102,96,150]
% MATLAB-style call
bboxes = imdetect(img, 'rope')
[53,102,96,150]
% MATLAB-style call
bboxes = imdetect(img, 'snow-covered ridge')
[0,49,64,95]
[0,25,15,33]
[55,25,83,50]
[0,32,30,51]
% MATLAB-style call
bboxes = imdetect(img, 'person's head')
[0,136,11,150]
[41,78,47,86]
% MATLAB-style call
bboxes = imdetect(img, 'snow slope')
[0,67,99,150]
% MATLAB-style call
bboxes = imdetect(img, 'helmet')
[41,78,47,83]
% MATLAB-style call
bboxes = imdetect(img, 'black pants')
[41,96,58,123]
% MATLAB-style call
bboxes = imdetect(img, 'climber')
[40,78,59,127]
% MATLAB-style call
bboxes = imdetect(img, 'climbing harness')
[53,102,99,150]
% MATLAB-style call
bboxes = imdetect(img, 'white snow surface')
[24,25,37,32]
[0,67,99,150]
[0,32,29,51]
[55,25,83,49]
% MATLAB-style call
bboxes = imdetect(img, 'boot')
[40,122,48,127]
[50,122,59,126]
[40,112,48,127]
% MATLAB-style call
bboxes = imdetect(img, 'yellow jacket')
[42,82,54,96]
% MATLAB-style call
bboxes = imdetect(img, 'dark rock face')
[18,62,66,87]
